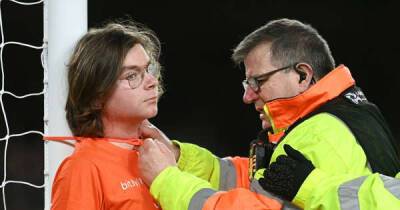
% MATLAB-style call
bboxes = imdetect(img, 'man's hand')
[259,144,315,201]
[138,138,177,186]
[139,120,180,161]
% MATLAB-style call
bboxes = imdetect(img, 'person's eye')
[126,72,138,80]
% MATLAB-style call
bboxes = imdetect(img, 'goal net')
[0,0,87,209]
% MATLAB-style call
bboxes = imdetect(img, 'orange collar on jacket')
[43,136,144,146]
[264,65,355,143]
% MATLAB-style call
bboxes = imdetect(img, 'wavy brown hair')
[66,20,162,137]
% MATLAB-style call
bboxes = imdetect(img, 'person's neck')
[103,119,142,150]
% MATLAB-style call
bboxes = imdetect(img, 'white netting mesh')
[0,0,46,209]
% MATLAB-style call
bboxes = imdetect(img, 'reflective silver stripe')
[250,180,300,210]
[338,176,367,210]
[381,174,400,199]
[188,188,216,210]
[219,158,237,190]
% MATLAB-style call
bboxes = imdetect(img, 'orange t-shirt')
[51,139,160,210]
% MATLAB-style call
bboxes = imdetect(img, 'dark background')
[89,0,400,156]
[1,0,399,209]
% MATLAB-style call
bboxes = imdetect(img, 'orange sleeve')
[202,188,282,210]
[230,157,250,189]
[51,157,103,210]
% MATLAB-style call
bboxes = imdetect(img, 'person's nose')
[143,72,159,90]
[243,87,258,104]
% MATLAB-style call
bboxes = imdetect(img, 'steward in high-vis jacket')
[138,18,400,210]
[140,65,399,210]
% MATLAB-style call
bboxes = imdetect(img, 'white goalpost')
[0,0,87,209]
[44,0,87,209]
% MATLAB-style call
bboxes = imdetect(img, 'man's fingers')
[142,119,156,128]
[275,155,296,169]
[139,121,159,138]
[139,120,165,140]
[155,140,173,155]
[143,138,155,144]
[139,121,172,147]
[140,138,157,151]
[141,138,172,158]
[283,144,307,161]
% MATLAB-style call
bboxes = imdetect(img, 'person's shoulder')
[55,150,100,179]
[286,112,356,145]
[61,153,96,168]
[52,153,103,208]
[297,112,350,133]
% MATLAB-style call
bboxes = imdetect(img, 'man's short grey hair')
[232,18,335,79]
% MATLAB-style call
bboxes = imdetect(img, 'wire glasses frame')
[123,63,160,89]
[242,63,298,92]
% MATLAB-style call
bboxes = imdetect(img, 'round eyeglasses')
[121,63,160,89]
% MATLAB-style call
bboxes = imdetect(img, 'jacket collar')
[264,65,355,143]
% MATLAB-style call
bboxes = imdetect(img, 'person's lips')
[144,96,158,103]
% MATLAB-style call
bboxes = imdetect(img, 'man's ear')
[298,71,307,83]
[294,63,314,89]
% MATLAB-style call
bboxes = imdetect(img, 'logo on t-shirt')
[120,178,144,191]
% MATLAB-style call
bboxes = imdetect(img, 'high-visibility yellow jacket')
[149,66,399,210]
[309,172,400,210]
